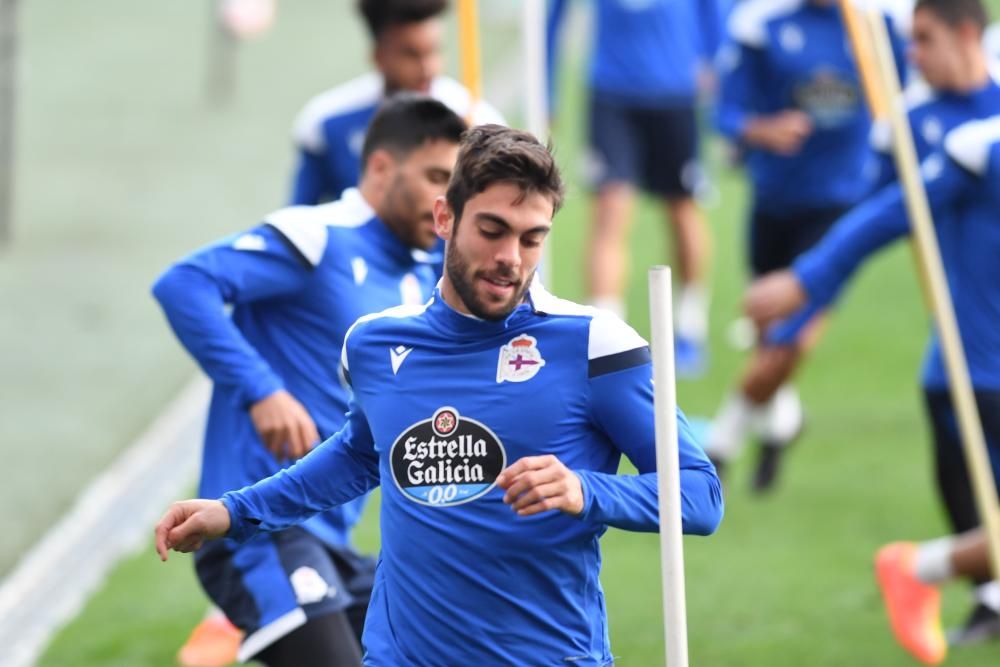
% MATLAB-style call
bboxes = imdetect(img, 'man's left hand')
[497,455,584,517]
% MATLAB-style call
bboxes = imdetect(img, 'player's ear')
[433,196,454,240]
[366,148,395,181]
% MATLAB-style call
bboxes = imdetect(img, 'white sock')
[706,392,756,461]
[675,283,709,343]
[915,536,957,584]
[756,384,803,445]
[976,581,1000,613]
[591,296,626,321]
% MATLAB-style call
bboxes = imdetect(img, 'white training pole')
[522,0,552,284]
[649,266,689,667]
[863,7,1000,578]
[206,1,238,106]
[0,0,17,246]
[522,0,548,142]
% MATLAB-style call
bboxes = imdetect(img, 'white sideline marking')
[0,377,210,667]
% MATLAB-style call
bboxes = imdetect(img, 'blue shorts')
[924,389,1000,534]
[586,91,703,198]
[749,204,849,276]
[194,526,375,662]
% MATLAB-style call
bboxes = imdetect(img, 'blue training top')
[221,283,723,666]
[548,0,725,108]
[715,0,906,213]
[794,117,1000,391]
[152,189,437,547]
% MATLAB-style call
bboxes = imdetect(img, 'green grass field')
[9,1,1000,665]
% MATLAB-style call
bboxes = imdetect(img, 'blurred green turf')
[22,1,1000,665]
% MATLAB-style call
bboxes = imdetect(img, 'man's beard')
[445,242,532,321]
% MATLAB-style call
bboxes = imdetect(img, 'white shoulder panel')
[292,73,383,153]
[264,206,330,267]
[944,116,1000,176]
[528,282,648,360]
[728,0,803,48]
[430,76,506,126]
[341,300,432,371]
[264,189,373,266]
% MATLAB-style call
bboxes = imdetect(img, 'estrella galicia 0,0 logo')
[389,407,506,507]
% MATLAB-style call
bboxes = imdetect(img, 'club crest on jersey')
[389,407,506,507]
[496,334,545,383]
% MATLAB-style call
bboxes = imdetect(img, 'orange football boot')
[177,611,243,667]
[875,542,947,665]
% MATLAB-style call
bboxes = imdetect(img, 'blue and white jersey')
[221,283,723,666]
[548,0,726,107]
[152,188,437,547]
[715,0,906,213]
[290,73,505,205]
[793,117,1000,390]
[870,70,1000,188]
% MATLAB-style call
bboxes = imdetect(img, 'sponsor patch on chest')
[390,407,506,507]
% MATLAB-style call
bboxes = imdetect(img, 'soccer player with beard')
[152,96,465,667]
[155,124,723,666]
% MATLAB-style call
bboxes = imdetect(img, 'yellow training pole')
[456,0,482,122]
[863,6,1000,579]
[838,0,890,121]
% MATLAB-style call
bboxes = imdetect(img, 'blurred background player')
[705,0,905,491]
[748,0,1000,645]
[153,97,466,667]
[547,0,723,376]
[745,109,1000,661]
[866,0,1000,646]
[289,0,503,206]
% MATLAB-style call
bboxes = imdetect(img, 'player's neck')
[439,275,475,318]
[357,181,381,215]
[953,54,991,93]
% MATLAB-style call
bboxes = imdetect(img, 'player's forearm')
[152,264,284,405]
[793,184,909,307]
[576,470,659,532]
[576,466,722,535]
[221,430,380,543]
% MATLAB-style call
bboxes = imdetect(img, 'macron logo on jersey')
[390,345,413,375]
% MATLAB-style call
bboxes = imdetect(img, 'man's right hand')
[249,390,320,461]
[744,110,814,156]
[744,270,809,328]
[155,499,231,561]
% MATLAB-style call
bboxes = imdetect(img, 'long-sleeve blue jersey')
[547,0,725,108]
[152,188,437,547]
[289,73,504,206]
[793,117,1000,390]
[220,283,723,666]
[715,0,905,213]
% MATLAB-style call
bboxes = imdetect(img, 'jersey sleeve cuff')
[220,493,261,544]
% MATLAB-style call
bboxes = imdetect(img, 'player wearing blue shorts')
[706,0,905,491]
[156,124,723,666]
[548,0,724,375]
[153,97,466,666]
